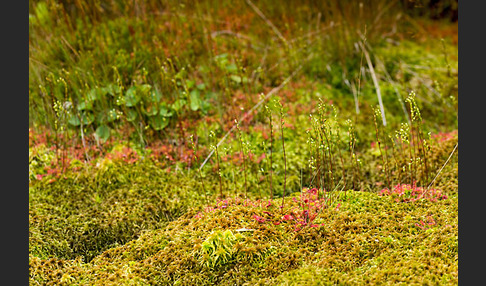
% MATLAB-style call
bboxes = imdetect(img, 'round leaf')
[150,114,170,130]
[68,114,81,126]
[125,108,138,122]
[95,125,110,143]
[125,86,141,107]
[190,90,201,111]
[171,99,186,112]
[159,105,173,117]
[143,104,159,117]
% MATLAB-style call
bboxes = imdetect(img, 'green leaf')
[201,100,211,114]
[69,112,95,126]
[189,90,201,111]
[96,109,119,124]
[175,69,187,80]
[229,74,242,84]
[125,86,141,107]
[186,79,195,89]
[150,88,162,102]
[87,87,103,102]
[159,105,173,117]
[225,63,238,73]
[77,100,93,111]
[68,115,81,126]
[126,108,138,122]
[84,112,95,125]
[96,112,105,124]
[144,104,159,116]
[171,99,186,112]
[150,114,170,130]
[106,109,119,122]
[137,84,152,101]
[102,84,121,96]
[196,83,206,90]
[214,53,229,68]
[95,125,110,143]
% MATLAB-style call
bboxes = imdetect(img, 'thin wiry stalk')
[373,108,390,188]
[235,119,248,198]
[389,135,401,186]
[427,143,458,190]
[281,124,287,208]
[215,146,223,199]
[265,105,274,199]
[335,127,347,194]
[190,135,208,204]
[322,126,335,191]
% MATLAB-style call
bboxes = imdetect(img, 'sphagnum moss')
[30,188,457,285]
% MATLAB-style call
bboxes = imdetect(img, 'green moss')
[30,188,457,285]
[29,1,457,284]
[29,159,207,262]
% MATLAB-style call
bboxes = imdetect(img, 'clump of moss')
[30,189,457,285]
[29,159,208,262]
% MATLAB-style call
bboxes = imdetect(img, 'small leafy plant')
[197,229,242,269]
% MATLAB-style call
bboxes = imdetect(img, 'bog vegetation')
[29,0,458,284]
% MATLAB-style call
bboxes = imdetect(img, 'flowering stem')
[278,100,287,209]
[235,119,248,198]
[265,105,274,200]
[373,108,390,189]
[190,135,209,204]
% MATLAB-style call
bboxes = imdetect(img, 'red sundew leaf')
[335,203,341,211]
[253,215,266,223]
[282,214,294,221]
[273,221,281,225]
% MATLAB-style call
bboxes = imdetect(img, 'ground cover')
[29,0,458,284]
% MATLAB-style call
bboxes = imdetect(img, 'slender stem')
[427,143,458,190]
[281,119,287,208]
[190,135,208,204]
[315,136,321,192]
[336,129,347,194]
[215,146,223,199]
[268,110,274,199]
[389,135,401,186]
[323,126,335,191]
[318,131,327,193]
[235,119,248,198]
[373,110,390,188]
[381,122,391,189]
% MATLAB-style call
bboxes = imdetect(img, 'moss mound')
[29,159,208,262]
[30,189,457,285]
